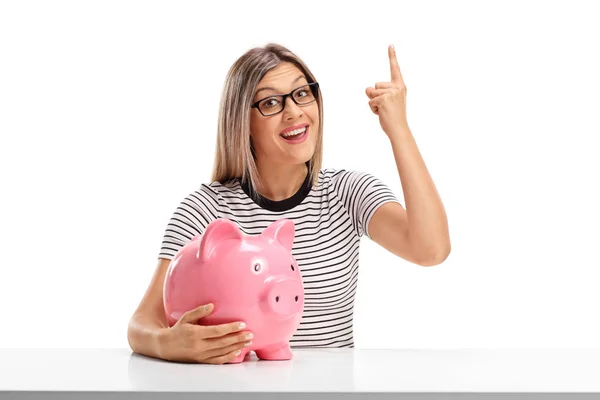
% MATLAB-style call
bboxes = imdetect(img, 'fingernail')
[245,341,252,347]
[235,350,242,356]
[238,322,246,329]
[245,333,253,340]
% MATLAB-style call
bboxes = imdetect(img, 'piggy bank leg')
[255,343,293,360]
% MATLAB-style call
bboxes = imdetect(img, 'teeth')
[281,127,306,137]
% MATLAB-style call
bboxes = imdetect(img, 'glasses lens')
[293,84,316,104]
[259,97,283,116]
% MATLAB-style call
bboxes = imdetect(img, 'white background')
[1,0,599,349]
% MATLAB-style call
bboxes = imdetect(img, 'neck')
[253,159,309,201]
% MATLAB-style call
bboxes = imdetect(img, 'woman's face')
[250,62,319,167]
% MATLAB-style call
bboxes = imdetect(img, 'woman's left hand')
[365,45,409,137]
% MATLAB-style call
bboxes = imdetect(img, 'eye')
[263,98,280,108]
[253,263,262,273]
[291,264,295,271]
[294,89,309,99]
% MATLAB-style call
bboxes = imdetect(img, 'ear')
[261,219,295,252]
[198,219,243,262]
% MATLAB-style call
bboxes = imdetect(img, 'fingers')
[208,330,253,351]
[365,87,395,99]
[367,93,379,114]
[209,330,253,347]
[203,334,253,360]
[180,303,214,324]
[178,304,247,339]
[374,82,396,89]
[203,348,244,365]
[171,324,251,364]
[366,87,393,114]
[198,320,247,339]
[201,332,254,364]
[368,99,379,115]
[388,44,404,84]
[168,303,254,364]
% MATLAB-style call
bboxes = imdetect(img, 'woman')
[127,43,450,364]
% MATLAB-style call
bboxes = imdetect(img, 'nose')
[266,278,304,316]
[283,96,303,120]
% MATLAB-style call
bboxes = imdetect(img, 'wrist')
[387,126,412,142]
[154,327,171,359]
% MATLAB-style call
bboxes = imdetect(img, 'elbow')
[127,315,139,353]
[414,242,451,267]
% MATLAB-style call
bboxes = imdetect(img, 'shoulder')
[176,178,242,212]
[202,178,242,199]
[318,167,381,193]
[317,167,363,184]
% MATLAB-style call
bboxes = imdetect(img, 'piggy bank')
[163,218,304,363]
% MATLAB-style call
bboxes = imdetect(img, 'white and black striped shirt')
[158,168,401,348]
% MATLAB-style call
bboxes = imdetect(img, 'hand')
[365,44,409,137]
[157,303,253,364]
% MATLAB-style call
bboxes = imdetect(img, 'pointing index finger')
[388,44,403,84]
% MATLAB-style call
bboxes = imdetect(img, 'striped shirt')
[158,168,401,348]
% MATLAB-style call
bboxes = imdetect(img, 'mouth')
[279,124,309,144]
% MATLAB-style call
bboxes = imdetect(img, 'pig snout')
[266,278,303,316]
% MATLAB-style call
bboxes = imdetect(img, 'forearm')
[389,128,450,263]
[127,313,168,359]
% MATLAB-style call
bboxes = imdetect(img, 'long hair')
[210,43,324,198]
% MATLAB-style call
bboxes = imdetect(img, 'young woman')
[127,43,450,364]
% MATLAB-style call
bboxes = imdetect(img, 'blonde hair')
[210,43,324,199]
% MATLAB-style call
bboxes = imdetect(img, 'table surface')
[1,348,600,393]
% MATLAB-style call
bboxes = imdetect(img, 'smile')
[280,126,309,144]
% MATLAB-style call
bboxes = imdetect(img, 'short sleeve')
[332,170,402,239]
[158,185,221,260]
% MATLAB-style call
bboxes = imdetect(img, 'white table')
[1,348,599,399]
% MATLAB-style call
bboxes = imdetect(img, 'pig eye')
[253,263,262,273]
[291,264,295,271]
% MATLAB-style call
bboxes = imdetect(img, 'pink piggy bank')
[163,218,304,363]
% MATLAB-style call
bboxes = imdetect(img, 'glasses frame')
[251,82,319,117]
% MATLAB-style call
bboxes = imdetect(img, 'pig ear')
[262,219,295,252]
[198,219,243,262]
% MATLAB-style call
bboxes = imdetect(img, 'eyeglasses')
[251,82,319,116]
